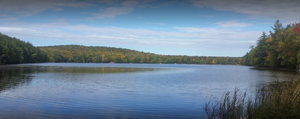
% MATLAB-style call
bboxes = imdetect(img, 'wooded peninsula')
[241,20,300,70]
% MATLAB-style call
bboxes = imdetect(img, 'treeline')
[0,33,48,64]
[241,20,300,70]
[40,45,241,64]
[0,32,240,65]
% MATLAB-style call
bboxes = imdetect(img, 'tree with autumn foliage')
[39,45,240,65]
[212,60,216,64]
[242,20,300,70]
[0,33,241,65]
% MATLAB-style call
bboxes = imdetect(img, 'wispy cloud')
[0,14,18,21]
[190,0,300,23]
[92,0,156,19]
[93,7,134,19]
[0,22,261,56]
[122,0,140,7]
[0,0,158,20]
[0,0,94,16]
[174,27,260,43]
[216,20,252,27]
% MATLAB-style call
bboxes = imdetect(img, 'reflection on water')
[0,63,299,119]
[0,66,35,91]
[37,66,161,74]
[0,65,162,92]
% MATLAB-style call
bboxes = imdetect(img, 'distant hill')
[39,45,241,64]
[0,33,241,65]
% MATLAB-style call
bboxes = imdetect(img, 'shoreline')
[251,66,299,72]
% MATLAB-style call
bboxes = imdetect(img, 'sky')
[0,0,299,57]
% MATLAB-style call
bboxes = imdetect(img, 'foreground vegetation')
[207,19,300,119]
[204,77,300,119]
[0,33,240,65]
[241,20,300,70]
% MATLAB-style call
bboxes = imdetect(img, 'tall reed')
[204,77,300,119]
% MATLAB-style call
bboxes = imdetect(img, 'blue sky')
[0,0,299,57]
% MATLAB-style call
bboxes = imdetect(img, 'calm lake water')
[0,63,298,119]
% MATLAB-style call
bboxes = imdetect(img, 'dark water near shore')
[0,63,298,119]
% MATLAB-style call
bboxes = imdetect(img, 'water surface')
[0,63,298,119]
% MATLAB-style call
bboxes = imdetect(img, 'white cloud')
[216,20,252,27]
[174,27,260,43]
[190,0,300,23]
[0,22,261,56]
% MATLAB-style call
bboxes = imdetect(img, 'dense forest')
[241,20,300,70]
[40,45,241,64]
[0,33,240,65]
[0,33,48,64]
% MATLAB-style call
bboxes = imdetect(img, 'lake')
[0,63,298,119]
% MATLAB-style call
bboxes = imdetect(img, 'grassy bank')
[204,77,300,119]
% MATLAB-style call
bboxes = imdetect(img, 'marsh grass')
[204,88,248,119]
[204,77,300,119]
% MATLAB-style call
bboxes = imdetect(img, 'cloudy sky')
[0,0,299,56]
